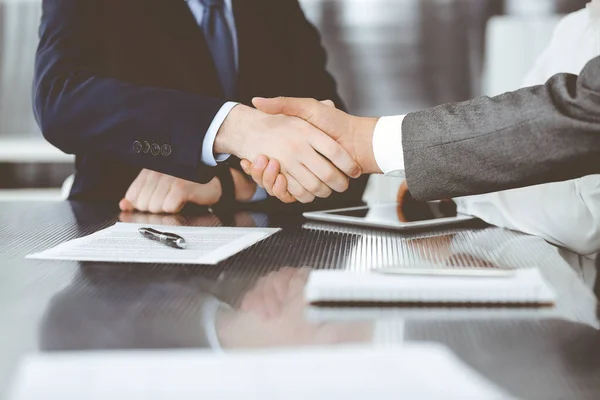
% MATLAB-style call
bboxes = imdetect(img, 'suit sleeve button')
[151,143,161,156]
[133,141,142,153]
[161,144,172,157]
[142,141,151,154]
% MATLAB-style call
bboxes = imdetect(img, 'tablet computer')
[303,201,476,231]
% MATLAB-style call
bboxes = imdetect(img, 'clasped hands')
[232,97,381,204]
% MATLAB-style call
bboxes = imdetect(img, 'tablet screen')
[327,201,457,223]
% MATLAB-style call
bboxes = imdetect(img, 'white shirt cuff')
[372,115,407,177]
[201,102,239,166]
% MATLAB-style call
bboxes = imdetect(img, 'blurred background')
[0,0,589,202]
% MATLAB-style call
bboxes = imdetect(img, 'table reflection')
[39,263,372,352]
[42,204,599,353]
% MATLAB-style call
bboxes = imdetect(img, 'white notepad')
[305,268,556,306]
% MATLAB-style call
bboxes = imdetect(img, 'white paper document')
[9,345,511,400]
[26,223,280,265]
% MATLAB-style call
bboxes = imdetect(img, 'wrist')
[353,117,381,174]
[189,177,223,205]
[214,104,253,156]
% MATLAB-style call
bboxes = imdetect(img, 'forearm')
[35,73,225,183]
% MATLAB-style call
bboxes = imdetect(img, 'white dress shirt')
[187,0,267,202]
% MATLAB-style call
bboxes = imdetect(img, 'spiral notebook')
[305,268,556,307]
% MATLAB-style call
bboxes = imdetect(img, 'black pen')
[138,227,188,250]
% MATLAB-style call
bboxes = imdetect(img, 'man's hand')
[238,100,358,204]
[240,156,296,203]
[119,168,256,213]
[213,105,362,203]
[252,97,382,174]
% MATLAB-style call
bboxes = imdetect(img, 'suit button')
[142,141,151,154]
[161,144,172,157]
[133,141,142,153]
[151,143,161,156]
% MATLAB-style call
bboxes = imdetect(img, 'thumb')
[253,97,351,141]
[119,198,134,212]
[252,97,321,120]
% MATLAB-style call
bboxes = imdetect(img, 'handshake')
[217,97,382,204]
[120,97,382,213]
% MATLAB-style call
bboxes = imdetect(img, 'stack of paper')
[306,268,556,306]
[9,345,511,399]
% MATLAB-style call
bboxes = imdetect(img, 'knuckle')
[147,203,162,214]
[170,185,186,199]
[291,186,307,199]
[125,192,137,203]
[316,187,332,199]
[307,181,322,194]
[162,202,179,214]
[299,194,315,204]
[321,168,338,183]
[173,180,187,192]
[326,142,342,158]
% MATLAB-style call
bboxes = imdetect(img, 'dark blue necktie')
[198,0,237,98]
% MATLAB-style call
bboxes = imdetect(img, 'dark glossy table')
[0,201,599,399]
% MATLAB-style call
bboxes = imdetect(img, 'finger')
[262,159,281,196]
[240,159,252,175]
[130,171,160,212]
[288,162,332,199]
[310,132,361,179]
[250,155,269,187]
[320,99,335,108]
[162,183,187,214]
[124,169,149,208]
[119,198,134,212]
[397,180,409,202]
[272,175,296,203]
[286,174,315,204]
[253,97,321,120]
[302,148,350,193]
[396,180,410,222]
[146,175,172,213]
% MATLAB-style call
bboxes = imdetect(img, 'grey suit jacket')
[403,55,600,201]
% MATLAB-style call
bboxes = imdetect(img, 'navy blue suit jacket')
[34,0,366,208]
